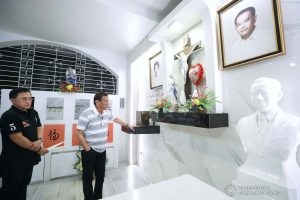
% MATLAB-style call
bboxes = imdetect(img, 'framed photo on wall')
[217,0,285,69]
[149,51,163,89]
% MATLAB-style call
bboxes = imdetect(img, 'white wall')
[127,0,300,197]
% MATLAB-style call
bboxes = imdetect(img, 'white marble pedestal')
[102,174,233,200]
[233,167,297,200]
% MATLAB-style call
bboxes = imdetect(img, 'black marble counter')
[121,125,160,134]
[155,112,228,128]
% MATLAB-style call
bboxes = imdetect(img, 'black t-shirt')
[0,105,42,167]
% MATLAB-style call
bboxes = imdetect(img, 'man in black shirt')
[0,88,48,200]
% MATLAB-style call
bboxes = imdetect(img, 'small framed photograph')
[217,0,285,69]
[149,51,163,89]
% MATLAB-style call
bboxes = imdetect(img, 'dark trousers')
[81,148,106,200]
[0,164,33,200]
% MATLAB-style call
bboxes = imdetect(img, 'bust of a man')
[237,78,300,161]
[236,77,300,198]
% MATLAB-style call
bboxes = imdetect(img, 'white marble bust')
[236,77,300,199]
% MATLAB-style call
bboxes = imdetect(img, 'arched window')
[0,44,118,100]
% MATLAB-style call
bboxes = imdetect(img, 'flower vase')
[190,105,207,113]
[157,108,164,119]
[158,107,163,113]
[190,106,198,112]
[197,105,207,114]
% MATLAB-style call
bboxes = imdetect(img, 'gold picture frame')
[217,0,285,70]
[149,51,163,89]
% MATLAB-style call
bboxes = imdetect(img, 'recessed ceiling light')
[168,20,183,32]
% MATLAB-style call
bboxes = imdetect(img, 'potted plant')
[73,149,83,173]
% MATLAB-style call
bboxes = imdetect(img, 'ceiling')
[0,0,182,55]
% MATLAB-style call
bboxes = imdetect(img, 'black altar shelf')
[155,112,228,128]
[121,125,160,134]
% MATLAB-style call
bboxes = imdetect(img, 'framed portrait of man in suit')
[217,0,285,69]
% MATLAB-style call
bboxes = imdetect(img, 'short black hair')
[9,88,31,99]
[94,92,108,106]
[234,6,256,25]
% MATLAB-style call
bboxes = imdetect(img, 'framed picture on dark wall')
[149,51,163,89]
[217,0,285,70]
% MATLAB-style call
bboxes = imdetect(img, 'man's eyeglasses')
[18,97,33,102]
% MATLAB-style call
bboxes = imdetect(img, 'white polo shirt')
[77,106,115,153]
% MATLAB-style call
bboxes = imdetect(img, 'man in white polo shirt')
[77,92,133,200]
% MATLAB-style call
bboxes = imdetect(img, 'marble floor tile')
[27,162,150,200]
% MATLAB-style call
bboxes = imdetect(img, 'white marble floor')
[27,162,151,200]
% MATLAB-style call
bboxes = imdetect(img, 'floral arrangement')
[59,81,80,92]
[184,86,221,112]
[73,149,83,173]
[150,93,172,112]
